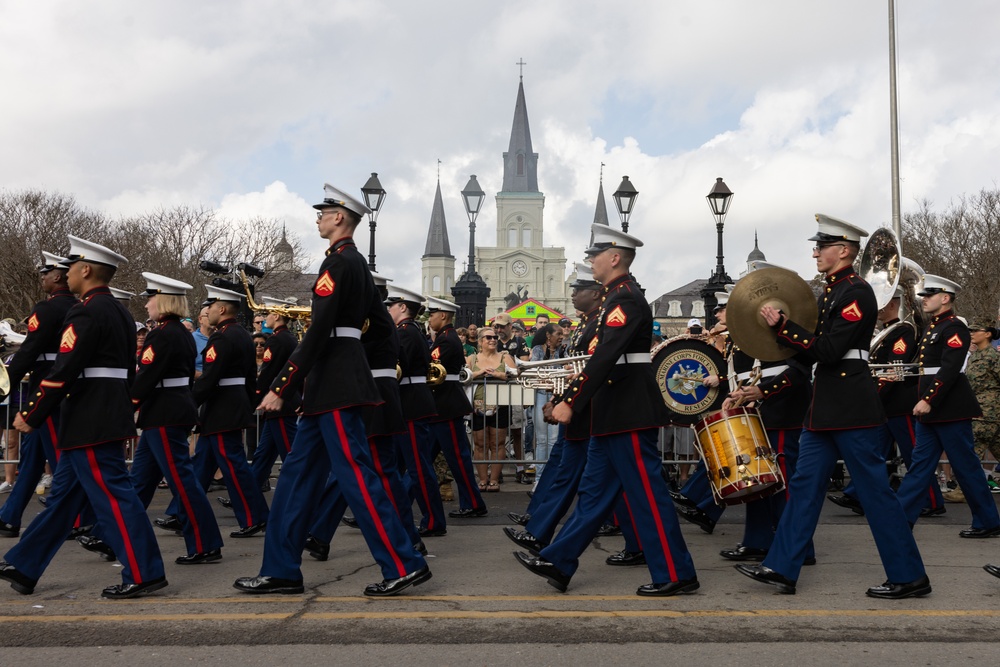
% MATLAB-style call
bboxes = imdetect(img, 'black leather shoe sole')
[342,516,359,529]
[417,527,447,537]
[596,523,622,537]
[959,525,1000,538]
[0,563,37,595]
[676,505,716,534]
[230,522,266,538]
[154,517,183,534]
[719,545,768,562]
[734,563,796,594]
[865,575,932,599]
[233,576,304,595]
[507,512,530,526]
[513,551,570,592]
[76,535,116,562]
[827,494,865,515]
[502,526,545,554]
[0,522,20,538]
[919,506,946,518]
[363,566,432,597]
[984,564,1000,579]
[606,550,646,566]
[636,578,700,597]
[217,497,233,509]
[102,576,168,599]
[449,507,488,518]
[304,536,330,561]
[175,549,222,565]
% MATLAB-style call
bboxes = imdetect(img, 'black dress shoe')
[449,507,488,518]
[920,506,947,518]
[76,535,117,562]
[984,564,1000,579]
[154,516,183,534]
[66,525,94,541]
[507,511,531,526]
[636,578,700,597]
[720,544,768,562]
[175,548,222,565]
[827,493,865,515]
[596,523,622,537]
[230,522,266,538]
[0,562,37,595]
[513,551,570,592]
[417,526,447,537]
[526,490,534,498]
[734,563,796,594]
[364,566,432,597]
[865,575,932,599]
[260,479,271,493]
[669,489,696,510]
[102,576,168,599]
[233,575,304,595]
[803,557,817,566]
[217,496,233,509]
[304,535,330,561]
[503,527,546,553]
[342,516,360,528]
[207,480,226,492]
[959,525,1000,538]
[0,521,19,538]
[606,549,646,566]
[415,540,427,555]
[676,505,716,534]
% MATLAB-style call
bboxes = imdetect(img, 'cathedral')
[421,75,576,321]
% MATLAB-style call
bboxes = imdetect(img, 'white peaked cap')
[64,235,128,268]
[142,272,192,296]
[313,183,371,217]
[204,284,244,303]
[584,224,643,254]
[425,296,459,313]
[809,214,869,243]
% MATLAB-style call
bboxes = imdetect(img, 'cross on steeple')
[516,58,526,80]
[600,162,605,183]
[437,158,441,180]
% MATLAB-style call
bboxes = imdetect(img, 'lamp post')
[361,172,386,271]
[701,177,734,328]
[612,176,638,233]
[451,175,490,325]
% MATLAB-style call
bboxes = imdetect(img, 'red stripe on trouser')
[630,432,678,581]
[369,438,400,516]
[278,419,291,455]
[408,422,436,530]
[84,447,143,583]
[47,418,60,461]
[622,492,643,551]
[332,411,407,577]
[448,420,478,506]
[159,427,204,553]
[218,434,254,525]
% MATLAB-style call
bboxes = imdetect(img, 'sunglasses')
[254,342,266,347]
[480,335,498,340]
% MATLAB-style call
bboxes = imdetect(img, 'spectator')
[466,327,513,492]
[493,313,530,482]
[966,322,1000,490]
[252,332,269,372]
[181,317,195,333]
[193,305,212,378]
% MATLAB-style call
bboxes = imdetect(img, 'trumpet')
[514,354,591,395]
[869,362,921,381]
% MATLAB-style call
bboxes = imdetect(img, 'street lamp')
[612,176,638,233]
[361,172,386,271]
[452,175,490,326]
[701,177,734,328]
[461,174,485,274]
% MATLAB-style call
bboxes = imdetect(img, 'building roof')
[588,179,611,246]
[422,178,453,258]
[650,278,710,319]
[501,79,539,193]
[747,231,766,262]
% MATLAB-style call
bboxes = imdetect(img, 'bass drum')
[652,335,726,425]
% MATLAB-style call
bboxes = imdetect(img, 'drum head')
[653,337,726,424]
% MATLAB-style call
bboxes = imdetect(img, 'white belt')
[371,368,397,379]
[444,374,460,382]
[921,366,964,375]
[329,327,362,339]
[842,349,869,361]
[218,377,245,386]
[79,367,128,379]
[37,353,57,362]
[399,376,427,386]
[736,365,789,382]
[156,377,190,388]
[615,353,650,365]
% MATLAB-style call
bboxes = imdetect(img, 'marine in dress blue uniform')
[426,297,488,518]
[1,236,167,599]
[895,275,1000,537]
[736,214,929,599]
[234,184,429,597]
[192,285,269,537]
[0,253,77,538]
[514,225,698,597]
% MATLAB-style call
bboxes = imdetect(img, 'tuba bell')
[860,227,925,354]
[427,362,447,385]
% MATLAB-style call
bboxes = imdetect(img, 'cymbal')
[727,267,819,361]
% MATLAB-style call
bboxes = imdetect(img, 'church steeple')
[746,231,766,262]
[422,177,453,258]
[589,167,610,246]
[501,76,539,193]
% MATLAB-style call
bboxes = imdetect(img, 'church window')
[446,276,453,291]
[667,300,682,317]
[508,227,518,247]
[691,301,705,318]
[423,275,427,292]
[517,153,524,175]
[522,228,532,247]
[432,275,441,292]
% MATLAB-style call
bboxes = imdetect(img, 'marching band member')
[2,236,167,598]
[514,224,698,596]
[895,275,1000,537]
[736,214,929,598]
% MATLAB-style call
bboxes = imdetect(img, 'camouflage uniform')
[966,345,1000,461]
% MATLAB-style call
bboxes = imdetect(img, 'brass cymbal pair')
[727,267,819,361]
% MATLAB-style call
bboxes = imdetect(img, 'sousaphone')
[727,267,819,361]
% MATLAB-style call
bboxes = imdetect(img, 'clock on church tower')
[511,259,528,277]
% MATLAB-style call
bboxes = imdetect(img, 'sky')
[3,0,1000,300]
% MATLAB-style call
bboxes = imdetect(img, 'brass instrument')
[427,362,447,385]
[860,227,925,356]
[239,270,313,322]
[869,362,921,380]
[514,354,591,395]
[458,366,473,385]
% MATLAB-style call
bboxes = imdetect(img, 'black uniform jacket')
[428,324,473,422]
[872,318,919,417]
[756,357,811,430]
[6,287,77,396]
[562,274,671,436]
[269,238,381,415]
[773,267,884,431]
[193,317,256,435]
[916,310,981,423]
[396,317,437,422]
[563,307,599,442]
[255,325,300,419]
[362,296,406,437]
[24,286,136,450]
[132,316,198,430]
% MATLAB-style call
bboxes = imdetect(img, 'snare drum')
[691,406,784,505]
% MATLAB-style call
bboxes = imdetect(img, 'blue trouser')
[0,414,60,528]
[251,416,298,489]
[526,426,566,516]
[540,429,696,584]
[897,420,1000,530]
[130,426,223,556]
[680,462,727,522]
[393,419,446,532]
[4,441,165,585]
[525,432,586,544]
[191,431,269,529]
[762,427,925,583]
[429,418,485,511]
[260,409,426,581]
[614,492,643,553]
